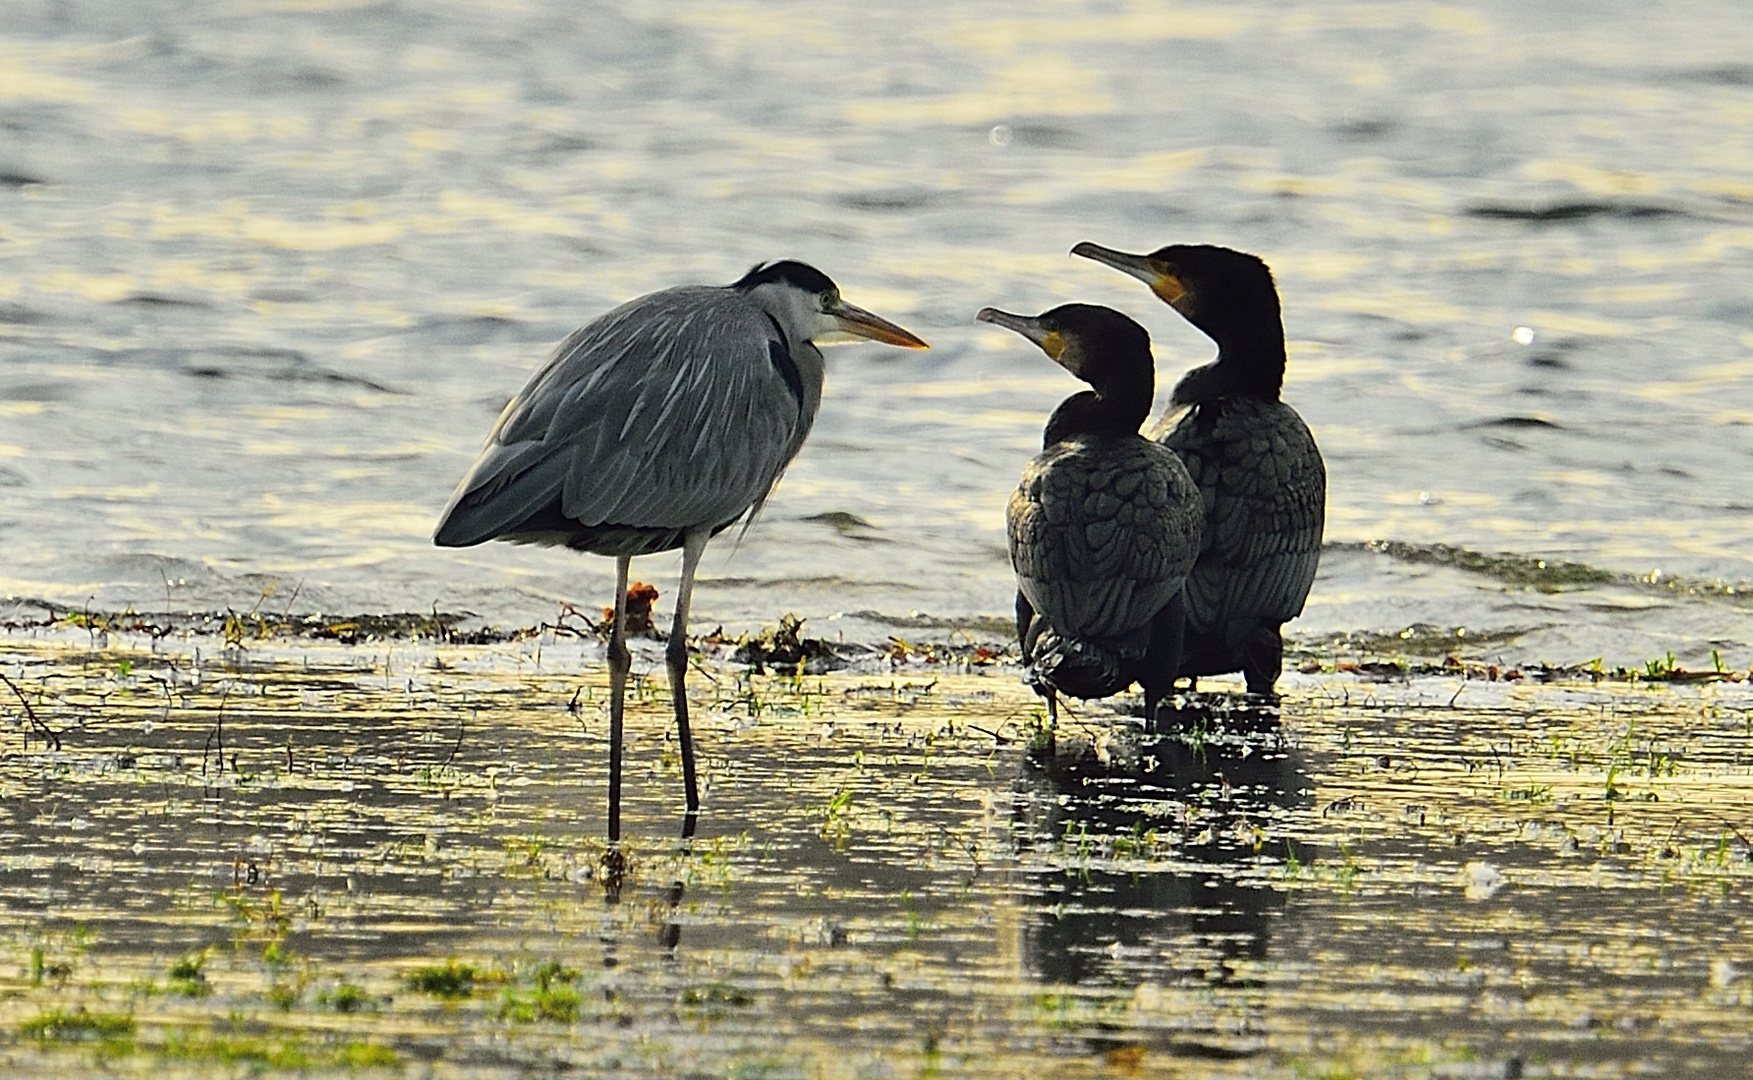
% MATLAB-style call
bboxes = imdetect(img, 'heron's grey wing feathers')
[433,439,576,547]
[437,286,814,545]
[1162,397,1325,644]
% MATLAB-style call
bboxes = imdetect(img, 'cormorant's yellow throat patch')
[1040,331,1065,359]
[1152,272,1187,304]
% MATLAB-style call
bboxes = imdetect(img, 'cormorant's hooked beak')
[1071,241,1187,305]
[830,299,930,349]
[976,307,1067,363]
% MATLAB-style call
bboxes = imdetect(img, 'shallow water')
[2,636,1753,1076]
[2,1,1752,666]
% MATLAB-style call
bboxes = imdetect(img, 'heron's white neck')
[743,281,833,346]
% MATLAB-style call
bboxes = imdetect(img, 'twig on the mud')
[937,824,984,871]
[1,671,61,751]
[965,723,1015,744]
[201,682,234,776]
[277,578,305,625]
[442,712,468,767]
[156,569,176,641]
[1715,816,1753,855]
[551,601,601,638]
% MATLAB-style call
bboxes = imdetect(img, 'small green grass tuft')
[168,951,211,997]
[20,1006,136,1041]
[159,1030,399,1070]
[408,958,480,998]
[163,1031,312,1068]
[679,982,754,1008]
[321,981,373,1013]
[336,1042,400,1067]
[532,960,578,990]
[500,983,581,1023]
[498,960,582,1023]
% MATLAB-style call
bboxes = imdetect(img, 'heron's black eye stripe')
[763,313,805,411]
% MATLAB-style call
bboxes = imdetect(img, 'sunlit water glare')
[2,1,1751,665]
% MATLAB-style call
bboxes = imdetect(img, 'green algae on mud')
[1,633,1752,1077]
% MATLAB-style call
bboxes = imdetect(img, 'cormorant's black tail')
[1027,632,1130,700]
[1019,595,1188,719]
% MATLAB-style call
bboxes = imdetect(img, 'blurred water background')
[2,0,1751,667]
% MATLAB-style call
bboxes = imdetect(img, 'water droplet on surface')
[988,125,1012,147]
[1511,326,1535,345]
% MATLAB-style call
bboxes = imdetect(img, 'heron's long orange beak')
[833,301,929,349]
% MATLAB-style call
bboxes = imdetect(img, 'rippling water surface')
[3,1,1752,665]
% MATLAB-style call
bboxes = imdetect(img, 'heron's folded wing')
[435,287,810,545]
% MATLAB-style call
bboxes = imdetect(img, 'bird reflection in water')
[598,810,698,971]
[1012,705,1311,1058]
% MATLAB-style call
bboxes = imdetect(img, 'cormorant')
[977,303,1202,723]
[1071,242,1325,697]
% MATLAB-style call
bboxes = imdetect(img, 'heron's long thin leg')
[606,555,633,845]
[666,528,709,817]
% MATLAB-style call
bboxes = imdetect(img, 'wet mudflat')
[2,632,1752,1078]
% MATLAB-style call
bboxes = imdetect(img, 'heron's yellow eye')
[1040,331,1065,359]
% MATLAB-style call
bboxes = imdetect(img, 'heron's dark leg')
[666,528,709,818]
[606,555,632,846]
[1241,625,1283,699]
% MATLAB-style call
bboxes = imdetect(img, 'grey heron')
[977,303,1202,725]
[434,260,927,842]
[1071,242,1326,697]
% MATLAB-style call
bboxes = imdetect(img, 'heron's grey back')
[434,285,822,548]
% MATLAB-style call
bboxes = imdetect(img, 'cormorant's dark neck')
[1177,320,1286,404]
[1042,367,1153,448]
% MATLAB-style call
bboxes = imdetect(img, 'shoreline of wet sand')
[0,635,1751,1076]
